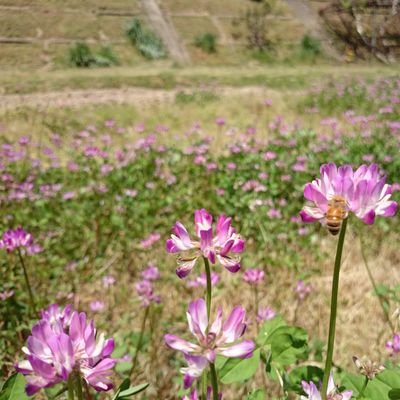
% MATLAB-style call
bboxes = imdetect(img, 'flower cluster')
[135,265,161,307]
[295,280,312,301]
[243,268,264,285]
[300,163,397,226]
[16,304,116,395]
[164,298,254,388]
[256,306,276,323]
[166,209,244,278]
[0,227,41,254]
[187,272,220,288]
[386,333,400,356]
[301,374,352,400]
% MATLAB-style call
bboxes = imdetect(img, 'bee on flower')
[300,163,397,234]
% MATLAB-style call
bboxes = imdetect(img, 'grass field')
[1,67,400,399]
[0,64,398,95]
[1,1,400,397]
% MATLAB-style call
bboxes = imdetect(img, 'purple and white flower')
[301,374,352,400]
[243,268,264,285]
[164,298,254,386]
[166,209,245,278]
[16,304,116,395]
[300,163,397,226]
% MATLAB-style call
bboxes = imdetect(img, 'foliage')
[175,90,219,105]
[194,33,217,53]
[244,4,273,51]
[125,19,166,60]
[0,374,29,400]
[298,34,322,61]
[68,42,94,68]
[68,42,119,68]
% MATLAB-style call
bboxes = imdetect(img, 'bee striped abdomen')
[326,196,347,236]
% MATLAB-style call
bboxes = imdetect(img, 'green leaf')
[117,383,149,398]
[268,326,308,366]
[0,374,29,400]
[284,365,324,394]
[246,389,265,400]
[112,378,131,400]
[342,369,400,399]
[257,316,286,346]
[389,389,400,400]
[219,349,260,384]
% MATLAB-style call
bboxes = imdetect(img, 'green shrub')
[126,19,166,60]
[299,34,322,61]
[69,42,94,68]
[69,43,119,68]
[175,90,219,105]
[93,45,119,67]
[194,33,217,53]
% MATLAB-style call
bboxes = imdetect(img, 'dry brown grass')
[67,225,400,399]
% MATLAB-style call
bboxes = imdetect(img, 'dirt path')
[139,0,190,64]
[283,0,342,60]
[0,86,268,110]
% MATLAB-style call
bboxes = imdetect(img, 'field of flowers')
[1,76,400,400]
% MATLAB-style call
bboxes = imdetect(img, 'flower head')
[256,307,276,323]
[295,280,312,301]
[141,264,160,281]
[243,268,264,285]
[166,209,245,278]
[135,279,160,307]
[301,374,352,400]
[16,304,116,395]
[187,272,219,288]
[352,356,384,380]
[386,333,400,356]
[164,298,254,385]
[0,227,33,253]
[300,163,397,230]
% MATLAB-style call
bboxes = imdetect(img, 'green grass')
[171,16,220,42]
[160,0,251,15]
[0,65,397,95]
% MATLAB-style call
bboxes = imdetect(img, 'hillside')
[0,0,319,69]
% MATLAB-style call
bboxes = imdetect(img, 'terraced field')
[0,0,313,69]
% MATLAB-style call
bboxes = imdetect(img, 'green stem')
[129,305,149,379]
[17,248,37,315]
[74,374,84,400]
[358,376,369,399]
[203,257,212,321]
[202,371,207,400]
[67,375,75,400]
[359,235,395,334]
[254,286,260,333]
[209,363,219,400]
[321,218,348,400]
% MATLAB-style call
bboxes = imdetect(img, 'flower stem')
[359,235,395,334]
[203,257,212,321]
[67,375,75,400]
[321,218,348,400]
[254,286,260,333]
[130,305,149,379]
[202,372,207,400]
[74,373,84,400]
[17,248,37,315]
[209,363,219,400]
[358,376,369,399]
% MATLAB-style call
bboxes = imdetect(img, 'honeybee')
[326,196,348,236]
